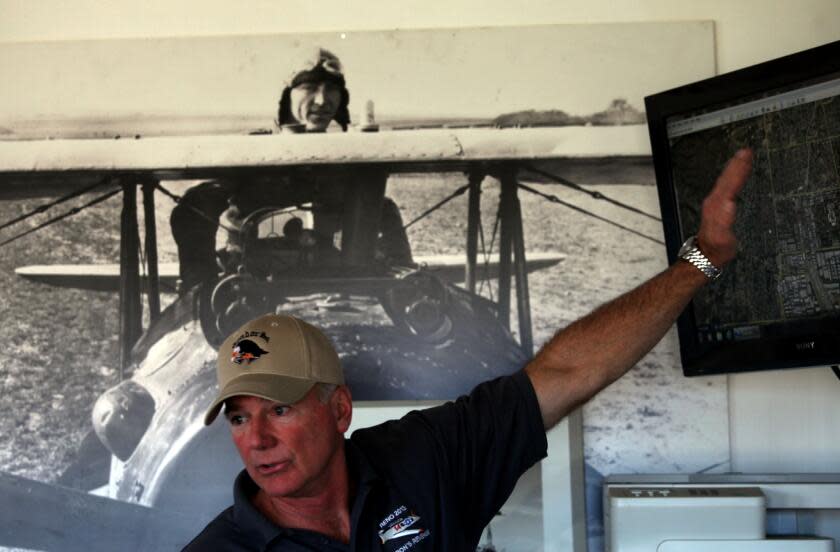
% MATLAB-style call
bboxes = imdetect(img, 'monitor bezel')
[645,40,840,377]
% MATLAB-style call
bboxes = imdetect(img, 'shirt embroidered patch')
[378,507,426,544]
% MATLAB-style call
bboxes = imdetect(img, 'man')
[275,48,350,133]
[183,149,753,550]
[170,48,411,292]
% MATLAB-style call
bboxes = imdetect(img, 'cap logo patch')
[231,339,269,365]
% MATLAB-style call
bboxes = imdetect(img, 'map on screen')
[666,77,840,345]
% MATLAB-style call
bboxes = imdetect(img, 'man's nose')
[312,84,327,105]
[247,414,276,449]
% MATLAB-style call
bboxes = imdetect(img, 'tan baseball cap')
[204,314,344,425]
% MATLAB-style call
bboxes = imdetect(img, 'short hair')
[316,382,338,403]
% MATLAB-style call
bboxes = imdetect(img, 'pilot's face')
[225,385,352,499]
[289,81,342,132]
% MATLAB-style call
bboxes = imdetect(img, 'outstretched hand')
[697,148,753,267]
[525,147,755,429]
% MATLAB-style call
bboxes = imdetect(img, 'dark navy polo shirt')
[183,370,547,551]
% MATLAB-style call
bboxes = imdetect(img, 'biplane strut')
[118,180,163,375]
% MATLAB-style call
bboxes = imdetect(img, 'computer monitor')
[646,40,840,376]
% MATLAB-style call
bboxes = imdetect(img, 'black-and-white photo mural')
[0,22,719,551]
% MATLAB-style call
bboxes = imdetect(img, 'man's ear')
[330,385,353,434]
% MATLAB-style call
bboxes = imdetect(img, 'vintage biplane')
[0,124,652,551]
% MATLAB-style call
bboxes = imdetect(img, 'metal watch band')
[679,236,722,280]
[682,248,722,280]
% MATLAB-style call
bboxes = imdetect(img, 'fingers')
[696,148,754,267]
[710,148,752,201]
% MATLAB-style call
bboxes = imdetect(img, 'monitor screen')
[646,40,840,376]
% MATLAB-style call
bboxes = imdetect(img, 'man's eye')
[227,414,245,426]
[273,406,290,417]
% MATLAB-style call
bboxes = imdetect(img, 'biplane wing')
[0,125,651,199]
[0,472,205,551]
[14,252,566,292]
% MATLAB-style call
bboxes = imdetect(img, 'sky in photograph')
[0,22,713,122]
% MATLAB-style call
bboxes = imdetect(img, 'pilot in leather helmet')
[170,47,411,292]
[276,48,351,133]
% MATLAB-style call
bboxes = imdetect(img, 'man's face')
[225,385,352,498]
[288,80,342,132]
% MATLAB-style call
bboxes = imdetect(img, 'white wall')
[1,0,837,76]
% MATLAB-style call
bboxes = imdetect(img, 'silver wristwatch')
[678,235,722,280]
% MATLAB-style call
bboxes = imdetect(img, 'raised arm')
[525,148,753,429]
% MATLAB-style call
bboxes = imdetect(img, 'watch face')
[678,236,696,257]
